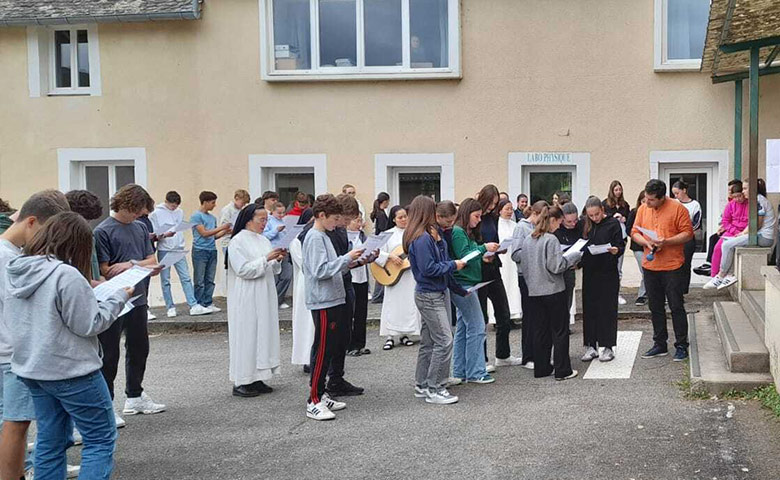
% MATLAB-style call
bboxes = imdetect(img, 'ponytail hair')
[582,196,604,239]
[370,192,390,222]
[436,200,457,218]
[532,205,563,239]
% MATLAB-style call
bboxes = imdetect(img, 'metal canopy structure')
[701,0,780,246]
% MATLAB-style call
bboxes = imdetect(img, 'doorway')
[660,164,715,260]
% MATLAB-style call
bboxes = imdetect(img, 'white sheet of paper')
[153,223,176,236]
[174,221,194,233]
[119,295,143,317]
[276,224,305,250]
[93,266,152,302]
[587,244,612,255]
[466,280,494,294]
[563,247,584,262]
[283,215,300,231]
[461,250,482,263]
[358,231,393,261]
[566,238,588,253]
[768,139,780,193]
[158,250,187,269]
[637,227,659,242]
[484,238,514,258]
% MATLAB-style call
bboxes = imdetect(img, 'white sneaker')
[581,347,599,362]
[599,347,615,362]
[72,428,82,446]
[114,411,126,429]
[166,308,177,318]
[306,401,335,420]
[189,304,209,316]
[321,393,346,411]
[279,303,290,310]
[703,277,723,290]
[618,295,627,305]
[66,465,80,478]
[123,392,166,415]
[555,369,579,381]
[522,361,535,370]
[414,385,428,398]
[425,388,459,405]
[446,377,464,387]
[147,311,157,320]
[485,363,496,373]
[494,355,524,367]
[206,305,222,313]
[718,275,737,290]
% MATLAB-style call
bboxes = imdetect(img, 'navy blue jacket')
[408,232,467,297]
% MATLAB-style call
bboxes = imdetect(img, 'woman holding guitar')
[376,206,421,350]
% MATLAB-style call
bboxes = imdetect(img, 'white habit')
[227,229,282,387]
[289,237,314,365]
[498,217,522,319]
[375,227,421,337]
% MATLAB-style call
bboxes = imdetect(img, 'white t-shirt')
[758,194,776,239]
[680,199,702,231]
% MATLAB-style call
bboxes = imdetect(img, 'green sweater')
[449,226,486,286]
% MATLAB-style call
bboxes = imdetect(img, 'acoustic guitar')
[370,245,411,287]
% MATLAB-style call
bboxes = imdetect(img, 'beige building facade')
[1,0,779,246]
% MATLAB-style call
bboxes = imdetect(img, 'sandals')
[359,348,371,355]
[383,339,394,350]
[400,336,414,347]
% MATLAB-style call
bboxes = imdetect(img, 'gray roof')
[0,0,201,26]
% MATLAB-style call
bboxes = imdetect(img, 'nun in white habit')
[227,204,287,397]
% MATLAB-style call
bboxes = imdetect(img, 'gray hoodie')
[518,233,581,297]
[3,256,128,381]
[510,218,534,274]
[302,228,352,310]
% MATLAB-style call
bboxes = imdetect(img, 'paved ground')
[69,316,780,479]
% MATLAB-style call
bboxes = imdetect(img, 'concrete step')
[713,301,769,373]
[741,290,766,342]
[689,312,773,395]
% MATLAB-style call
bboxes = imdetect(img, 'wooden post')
[748,47,759,246]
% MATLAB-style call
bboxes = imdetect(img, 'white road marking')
[583,331,642,379]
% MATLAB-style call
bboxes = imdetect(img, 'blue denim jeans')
[158,250,197,309]
[22,370,116,480]
[0,362,33,472]
[192,248,217,307]
[451,290,487,380]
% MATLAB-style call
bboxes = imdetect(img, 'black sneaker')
[232,385,261,397]
[249,381,273,394]
[303,364,311,374]
[509,320,522,330]
[326,379,364,396]
[635,296,647,306]
[641,344,669,359]
[673,347,689,362]
[693,264,711,276]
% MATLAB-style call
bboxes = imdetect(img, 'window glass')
[667,0,709,60]
[319,0,357,67]
[273,0,312,70]
[77,30,90,87]
[55,30,71,88]
[275,172,315,208]
[528,172,572,205]
[85,166,109,225]
[364,0,402,67]
[115,166,135,191]
[399,172,441,206]
[409,0,448,68]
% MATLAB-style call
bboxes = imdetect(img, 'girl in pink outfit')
[711,183,748,277]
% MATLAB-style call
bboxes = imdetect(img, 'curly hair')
[66,190,103,221]
[312,194,343,218]
[110,184,154,214]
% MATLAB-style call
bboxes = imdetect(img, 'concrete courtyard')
[82,317,780,479]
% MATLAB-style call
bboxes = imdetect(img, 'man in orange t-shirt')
[631,179,694,361]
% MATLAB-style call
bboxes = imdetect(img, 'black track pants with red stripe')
[308,306,342,404]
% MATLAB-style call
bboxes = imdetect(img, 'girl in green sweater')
[448,199,499,384]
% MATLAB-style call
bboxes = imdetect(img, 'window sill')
[47,90,96,97]
[654,60,703,73]
[263,69,462,82]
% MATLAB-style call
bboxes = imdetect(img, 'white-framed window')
[57,147,147,224]
[259,0,461,81]
[248,154,328,201]
[27,24,102,97]
[374,153,454,205]
[654,0,710,71]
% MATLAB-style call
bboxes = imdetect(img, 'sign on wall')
[768,139,780,193]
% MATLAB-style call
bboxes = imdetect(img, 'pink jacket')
[721,199,748,237]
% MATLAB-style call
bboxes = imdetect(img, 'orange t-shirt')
[631,198,693,271]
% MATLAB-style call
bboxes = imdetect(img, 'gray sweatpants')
[414,291,453,390]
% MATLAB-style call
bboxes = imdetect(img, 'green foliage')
[722,385,780,418]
